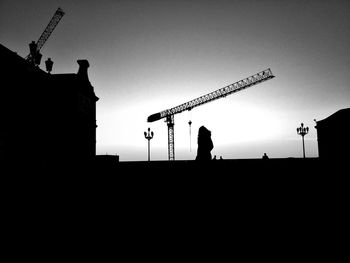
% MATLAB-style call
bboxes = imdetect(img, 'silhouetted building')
[315,108,350,160]
[0,44,99,167]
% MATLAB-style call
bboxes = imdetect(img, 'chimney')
[77,59,90,82]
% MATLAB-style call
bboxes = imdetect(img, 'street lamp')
[297,123,309,158]
[45,58,53,74]
[144,128,154,161]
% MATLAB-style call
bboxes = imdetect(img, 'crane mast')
[147,68,275,161]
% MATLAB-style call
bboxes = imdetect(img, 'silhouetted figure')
[213,155,217,161]
[219,156,223,160]
[262,153,269,160]
[195,126,214,161]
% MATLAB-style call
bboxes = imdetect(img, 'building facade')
[315,108,350,160]
[0,44,98,167]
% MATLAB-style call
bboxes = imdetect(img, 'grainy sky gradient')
[1,0,349,161]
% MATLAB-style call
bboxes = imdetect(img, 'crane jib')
[147,68,274,123]
[36,7,65,51]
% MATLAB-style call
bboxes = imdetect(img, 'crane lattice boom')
[26,7,65,64]
[36,7,65,52]
[148,68,274,123]
[147,68,275,161]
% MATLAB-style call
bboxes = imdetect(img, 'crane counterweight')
[147,113,162,123]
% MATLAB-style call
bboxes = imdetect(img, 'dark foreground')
[5,156,346,178]
[7,157,346,197]
[3,157,347,258]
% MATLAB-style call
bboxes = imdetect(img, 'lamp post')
[45,58,53,74]
[144,128,154,161]
[297,123,309,158]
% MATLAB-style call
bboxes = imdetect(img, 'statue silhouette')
[195,126,214,161]
[262,153,269,160]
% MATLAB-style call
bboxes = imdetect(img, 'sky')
[1,0,349,161]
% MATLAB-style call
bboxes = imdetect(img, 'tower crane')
[26,7,65,65]
[147,68,275,161]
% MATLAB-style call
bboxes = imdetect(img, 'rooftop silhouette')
[0,43,98,169]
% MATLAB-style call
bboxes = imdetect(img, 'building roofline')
[0,43,47,74]
[316,108,350,126]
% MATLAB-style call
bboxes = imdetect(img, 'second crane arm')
[148,68,274,123]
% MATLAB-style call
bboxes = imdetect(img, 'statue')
[195,126,214,161]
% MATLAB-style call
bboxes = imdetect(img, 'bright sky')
[1,0,349,161]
